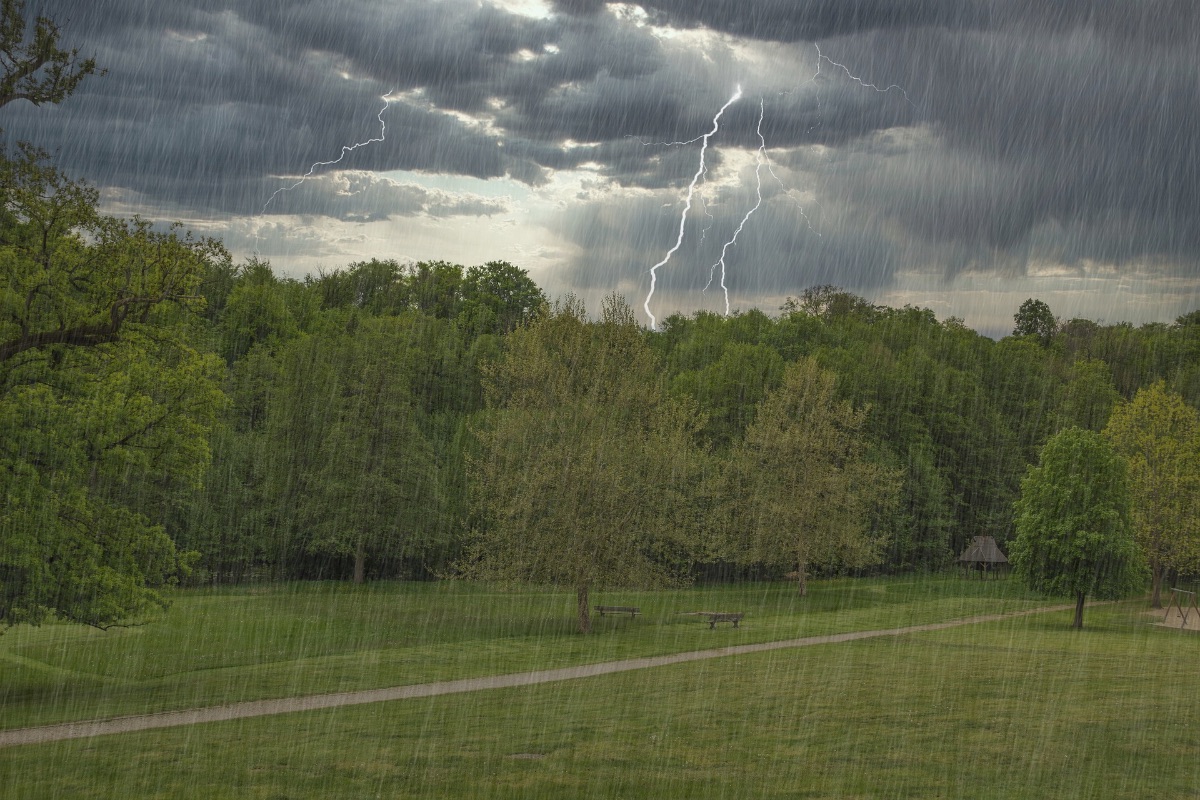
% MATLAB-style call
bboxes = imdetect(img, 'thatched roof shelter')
[958,535,1008,578]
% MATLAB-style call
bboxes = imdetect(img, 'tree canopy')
[0,0,100,110]
[1104,382,1200,607]
[1009,428,1144,628]
[1013,298,1058,345]
[1,7,223,629]
[719,357,897,594]
[465,295,701,632]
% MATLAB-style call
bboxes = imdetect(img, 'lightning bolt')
[643,85,743,330]
[254,91,395,253]
[704,98,766,316]
[815,45,916,107]
[765,150,820,235]
[641,45,913,327]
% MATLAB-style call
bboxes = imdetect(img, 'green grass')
[6,577,1191,798]
[0,576,1039,731]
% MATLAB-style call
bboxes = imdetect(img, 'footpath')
[0,604,1072,748]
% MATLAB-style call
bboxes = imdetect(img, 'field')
[2,577,1197,798]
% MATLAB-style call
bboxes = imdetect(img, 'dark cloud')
[4,0,1197,311]
[634,0,991,42]
[555,178,898,303]
[550,0,609,16]
[261,172,508,221]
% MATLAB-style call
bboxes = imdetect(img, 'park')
[4,577,1200,798]
[5,3,1200,798]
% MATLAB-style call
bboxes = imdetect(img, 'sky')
[5,0,1199,336]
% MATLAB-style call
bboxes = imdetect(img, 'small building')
[958,535,1009,579]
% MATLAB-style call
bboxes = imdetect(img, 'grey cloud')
[554,177,898,303]
[7,0,1199,304]
[262,172,508,221]
[631,0,991,42]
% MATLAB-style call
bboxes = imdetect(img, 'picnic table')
[678,611,745,628]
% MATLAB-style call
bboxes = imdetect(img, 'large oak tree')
[1,5,225,629]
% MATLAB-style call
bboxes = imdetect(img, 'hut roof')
[958,535,1008,564]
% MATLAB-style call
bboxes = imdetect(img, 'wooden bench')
[595,605,640,618]
[704,612,744,629]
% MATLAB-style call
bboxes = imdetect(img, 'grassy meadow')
[2,577,1197,798]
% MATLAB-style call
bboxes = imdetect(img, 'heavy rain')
[2,0,1199,797]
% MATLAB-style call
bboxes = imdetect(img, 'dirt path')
[0,604,1074,748]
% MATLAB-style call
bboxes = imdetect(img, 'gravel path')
[0,604,1073,748]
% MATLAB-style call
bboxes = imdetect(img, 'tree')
[1103,382,1200,607]
[1012,298,1058,345]
[720,357,898,594]
[783,285,879,322]
[217,259,301,363]
[410,260,464,319]
[266,317,439,583]
[1056,358,1119,433]
[1,10,224,629]
[1009,428,1144,628]
[1,149,227,362]
[670,341,783,450]
[0,163,228,627]
[466,295,700,633]
[459,260,546,336]
[0,0,100,110]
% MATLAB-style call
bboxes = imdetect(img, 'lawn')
[0,576,1040,731]
[4,577,1194,798]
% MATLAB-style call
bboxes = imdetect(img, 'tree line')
[3,2,1200,633]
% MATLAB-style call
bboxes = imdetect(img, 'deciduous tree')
[466,295,700,632]
[0,0,100,110]
[1,9,223,628]
[1009,428,1144,628]
[1012,298,1058,345]
[266,317,439,583]
[0,161,227,628]
[1103,382,1200,607]
[720,357,898,594]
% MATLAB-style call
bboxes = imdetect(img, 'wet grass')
[3,600,1194,799]
[0,576,1039,730]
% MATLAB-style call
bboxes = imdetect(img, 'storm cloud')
[3,0,1196,331]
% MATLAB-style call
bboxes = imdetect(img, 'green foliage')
[265,316,440,581]
[466,295,702,631]
[670,341,783,449]
[784,284,881,322]
[1104,382,1200,606]
[1056,357,1119,432]
[307,258,545,340]
[0,0,101,109]
[216,259,301,362]
[1,148,228,363]
[719,357,899,591]
[311,258,410,314]
[0,155,226,628]
[1010,428,1144,626]
[460,259,547,336]
[1012,297,1058,345]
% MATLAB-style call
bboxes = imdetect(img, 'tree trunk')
[353,540,365,585]
[1073,592,1086,629]
[797,560,808,597]
[577,584,591,634]
[1151,563,1164,609]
